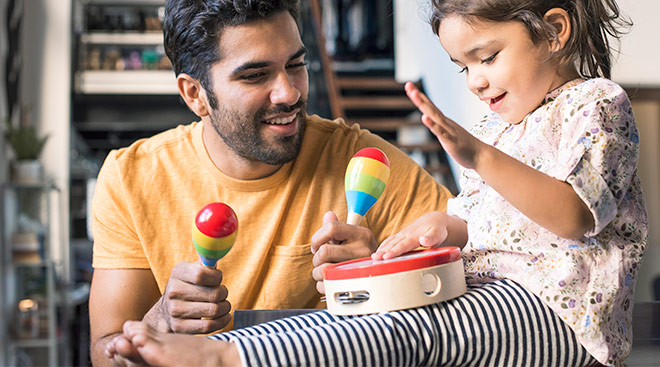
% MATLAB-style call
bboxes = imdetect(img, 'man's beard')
[209,99,307,166]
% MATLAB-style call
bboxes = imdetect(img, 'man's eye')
[241,72,266,80]
[287,61,308,69]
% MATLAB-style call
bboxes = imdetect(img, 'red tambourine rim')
[323,247,461,280]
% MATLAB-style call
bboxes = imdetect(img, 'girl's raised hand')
[405,82,486,170]
[372,212,449,261]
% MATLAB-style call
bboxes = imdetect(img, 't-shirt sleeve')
[551,82,638,236]
[91,151,150,269]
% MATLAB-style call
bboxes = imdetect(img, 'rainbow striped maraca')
[192,202,238,267]
[345,147,390,225]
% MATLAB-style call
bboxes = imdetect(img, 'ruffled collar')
[541,78,585,106]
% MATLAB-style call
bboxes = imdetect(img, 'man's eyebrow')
[290,46,306,61]
[231,46,307,75]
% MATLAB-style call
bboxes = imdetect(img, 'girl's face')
[438,15,567,124]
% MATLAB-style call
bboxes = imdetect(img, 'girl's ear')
[177,73,210,117]
[543,8,571,52]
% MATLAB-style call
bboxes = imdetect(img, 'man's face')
[205,11,309,165]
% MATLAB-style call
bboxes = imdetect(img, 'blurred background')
[0,0,657,365]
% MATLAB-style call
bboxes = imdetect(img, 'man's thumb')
[323,211,339,224]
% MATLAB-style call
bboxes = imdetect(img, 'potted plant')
[4,108,49,184]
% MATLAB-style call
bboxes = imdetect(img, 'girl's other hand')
[405,81,487,170]
[372,212,449,261]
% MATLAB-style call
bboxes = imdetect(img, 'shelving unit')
[0,181,71,366]
[73,0,172,95]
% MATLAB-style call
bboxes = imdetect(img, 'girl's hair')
[429,0,631,79]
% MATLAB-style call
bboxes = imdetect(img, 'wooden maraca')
[192,202,238,267]
[345,147,390,225]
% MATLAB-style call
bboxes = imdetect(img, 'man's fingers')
[170,262,223,287]
[165,280,228,303]
[312,262,331,282]
[316,280,325,295]
[167,299,231,319]
[313,243,371,266]
[168,313,231,334]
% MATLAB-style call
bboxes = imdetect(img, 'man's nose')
[270,73,301,106]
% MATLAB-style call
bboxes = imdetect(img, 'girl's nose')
[270,73,301,106]
[467,72,488,96]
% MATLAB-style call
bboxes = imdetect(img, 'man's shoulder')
[305,114,353,134]
[304,114,380,145]
[98,122,198,185]
[110,122,198,163]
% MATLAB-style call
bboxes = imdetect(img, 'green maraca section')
[193,239,232,260]
[345,171,386,199]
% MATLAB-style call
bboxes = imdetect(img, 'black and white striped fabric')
[209,279,598,366]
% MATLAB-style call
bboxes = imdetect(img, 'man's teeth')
[266,115,296,125]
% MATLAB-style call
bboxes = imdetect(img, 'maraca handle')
[347,212,364,226]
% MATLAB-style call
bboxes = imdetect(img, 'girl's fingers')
[373,236,398,259]
[422,114,449,140]
[405,83,449,128]
[381,239,417,260]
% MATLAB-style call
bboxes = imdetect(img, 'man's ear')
[177,73,210,117]
[544,8,571,52]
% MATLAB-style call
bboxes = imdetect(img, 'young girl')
[107,0,646,366]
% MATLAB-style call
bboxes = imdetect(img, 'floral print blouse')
[447,78,647,366]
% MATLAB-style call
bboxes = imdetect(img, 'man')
[89,0,452,365]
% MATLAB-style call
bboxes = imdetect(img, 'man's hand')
[310,211,377,294]
[145,261,232,334]
[90,263,232,367]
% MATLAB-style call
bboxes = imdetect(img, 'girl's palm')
[405,82,483,170]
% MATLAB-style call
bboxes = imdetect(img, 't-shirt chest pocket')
[260,244,316,308]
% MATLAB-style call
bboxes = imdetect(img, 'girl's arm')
[405,82,593,239]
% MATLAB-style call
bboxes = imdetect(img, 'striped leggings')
[209,279,598,366]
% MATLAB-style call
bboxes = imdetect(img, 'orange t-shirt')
[92,115,452,316]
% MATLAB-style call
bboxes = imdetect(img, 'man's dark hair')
[163,0,301,108]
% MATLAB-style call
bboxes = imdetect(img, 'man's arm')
[90,269,162,367]
[90,263,233,366]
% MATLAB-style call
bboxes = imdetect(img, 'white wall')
[21,0,71,278]
[611,0,660,87]
[393,0,487,185]
[394,0,660,301]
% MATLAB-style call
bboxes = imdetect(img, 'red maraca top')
[195,202,238,238]
[353,147,390,167]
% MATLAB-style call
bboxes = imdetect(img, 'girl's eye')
[482,52,499,64]
[458,66,467,74]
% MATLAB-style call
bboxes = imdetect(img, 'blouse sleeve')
[551,80,639,236]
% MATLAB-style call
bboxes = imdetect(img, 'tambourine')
[323,247,467,315]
